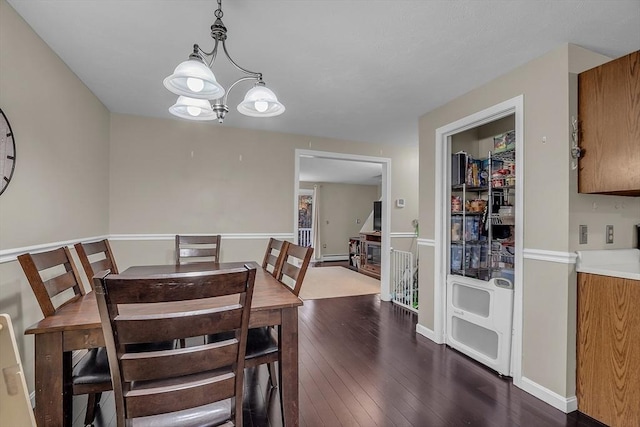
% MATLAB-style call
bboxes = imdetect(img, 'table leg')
[34,332,65,427]
[279,307,299,427]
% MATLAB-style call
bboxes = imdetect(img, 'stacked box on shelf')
[493,130,515,153]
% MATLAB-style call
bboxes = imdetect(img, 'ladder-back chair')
[94,266,255,426]
[18,247,111,426]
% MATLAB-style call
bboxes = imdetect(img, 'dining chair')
[243,242,313,389]
[74,239,119,285]
[18,247,111,427]
[93,265,256,427]
[75,239,177,352]
[175,234,222,264]
[276,242,314,297]
[262,237,288,277]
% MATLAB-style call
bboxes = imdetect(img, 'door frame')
[294,149,392,301]
[434,95,524,384]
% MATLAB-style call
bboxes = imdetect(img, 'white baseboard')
[320,254,349,262]
[519,376,577,413]
[416,323,439,343]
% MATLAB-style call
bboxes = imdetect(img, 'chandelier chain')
[215,0,223,19]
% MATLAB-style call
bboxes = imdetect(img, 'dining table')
[25,261,303,427]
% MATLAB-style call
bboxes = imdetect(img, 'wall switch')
[606,225,614,244]
[579,225,588,244]
[322,244,327,249]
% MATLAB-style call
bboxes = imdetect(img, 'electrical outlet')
[579,225,588,244]
[606,225,614,244]
[322,244,327,249]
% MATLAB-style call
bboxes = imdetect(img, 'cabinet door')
[578,50,640,196]
[577,273,640,426]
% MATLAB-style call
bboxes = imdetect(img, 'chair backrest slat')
[43,270,81,298]
[18,247,86,318]
[104,269,249,303]
[29,248,70,271]
[125,372,235,419]
[175,235,221,264]
[120,340,238,382]
[94,265,255,426]
[114,305,244,345]
[178,247,219,259]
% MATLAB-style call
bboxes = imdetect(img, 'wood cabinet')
[577,273,640,426]
[578,50,640,196]
[359,232,381,279]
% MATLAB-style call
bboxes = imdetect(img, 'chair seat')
[73,347,111,386]
[208,327,278,360]
[130,400,231,427]
[246,327,278,360]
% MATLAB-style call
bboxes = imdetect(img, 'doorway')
[434,95,524,385]
[298,190,313,247]
[294,149,392,301]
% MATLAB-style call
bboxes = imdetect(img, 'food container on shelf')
[451,196,462,212]
[470,199,487,212]
[451,246,463,270]
[451,217,463,242]
[465,216,480,241]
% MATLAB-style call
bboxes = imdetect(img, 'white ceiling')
[299,157,382,185]
[6,1,640,147]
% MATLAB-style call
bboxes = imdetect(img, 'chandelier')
[163,0,285,123]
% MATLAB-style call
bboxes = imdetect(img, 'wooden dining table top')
[25,261,303,335]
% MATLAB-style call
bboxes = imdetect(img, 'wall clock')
[0,108,16,195]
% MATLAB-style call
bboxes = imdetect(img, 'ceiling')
[299,157,382,186]
[7,1,640,147]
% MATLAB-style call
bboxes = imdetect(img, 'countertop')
[576,249,640,281]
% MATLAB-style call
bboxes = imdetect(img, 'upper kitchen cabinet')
[578,50,640,196]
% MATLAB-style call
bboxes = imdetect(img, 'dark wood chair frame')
[18,247,112,426]
[74,239,119,285]
[94,266,255,427]
[246,241,313,389]
[276,242,314,297]
[175,234,222,265]
[262,237,288,276]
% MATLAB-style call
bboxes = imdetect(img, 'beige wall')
[313,182,378,256]
[0,0,110,390]
[109,113,418,265]
[418,44,639,400]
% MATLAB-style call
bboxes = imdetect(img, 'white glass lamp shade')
[163,59,225,99]
[237,85,285,117]
[168,96,217,121]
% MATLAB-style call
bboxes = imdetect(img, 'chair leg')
[83,392,101,426]
[267,362,278,389]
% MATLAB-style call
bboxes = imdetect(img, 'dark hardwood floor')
[74,295,604,427]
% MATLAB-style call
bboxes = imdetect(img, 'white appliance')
[446,275,514,376]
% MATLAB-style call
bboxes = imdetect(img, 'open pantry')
[445,114,517,377]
